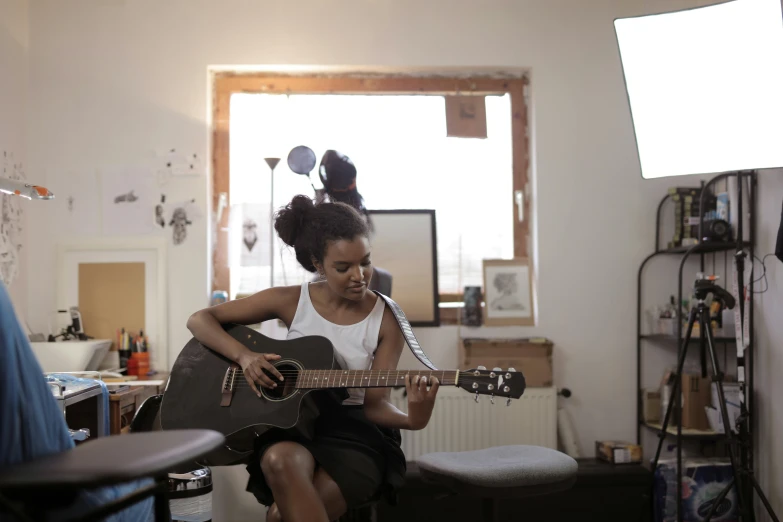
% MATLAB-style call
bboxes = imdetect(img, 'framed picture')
[482,258,535,326]
[367,209,439,326]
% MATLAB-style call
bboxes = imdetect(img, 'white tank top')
[287,282,386,405]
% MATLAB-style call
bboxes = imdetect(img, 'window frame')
[211,73,531,305]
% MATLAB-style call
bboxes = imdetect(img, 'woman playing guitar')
[186,194,440,522]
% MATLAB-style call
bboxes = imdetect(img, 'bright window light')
[229,93,514,297]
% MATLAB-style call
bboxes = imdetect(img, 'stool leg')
[154,475,170,521]
[481,498,500,522]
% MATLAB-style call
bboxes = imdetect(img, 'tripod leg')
[702,309,750,520]
[702,477,734,522]
[652,307,697,469]
[749,474,781,522]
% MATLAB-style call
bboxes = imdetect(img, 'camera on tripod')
[693,275,735,310]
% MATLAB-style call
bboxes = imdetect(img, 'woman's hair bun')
[274,194,314,249]
[273,193,369,274]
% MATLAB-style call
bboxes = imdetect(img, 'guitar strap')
[373,291,439,371]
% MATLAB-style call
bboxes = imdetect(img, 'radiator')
[390,386,558,461]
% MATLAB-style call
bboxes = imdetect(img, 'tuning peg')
[508,367,516,372]
[492,367,502,372]
[506,398,512,406]
[477,366,486,371]
[474,391,479,403]
[490,394,495,405]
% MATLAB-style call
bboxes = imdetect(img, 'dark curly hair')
[274,194,370,273]
[319,149,372,229]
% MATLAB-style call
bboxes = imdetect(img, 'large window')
[212,74,530,305]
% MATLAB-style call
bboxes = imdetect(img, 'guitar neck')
[295,369,459,390]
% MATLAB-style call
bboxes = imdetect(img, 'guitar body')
[160,323,344,466]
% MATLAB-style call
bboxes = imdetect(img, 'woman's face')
[318,235,373,301]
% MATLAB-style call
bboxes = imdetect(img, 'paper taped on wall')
[0,151,25,286]
[101,169,156,235]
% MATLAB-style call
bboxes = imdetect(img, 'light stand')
[264,157,281,289]
[687,170,778,522]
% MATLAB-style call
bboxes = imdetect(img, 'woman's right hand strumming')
[238,351,284,396]
[186,286,300,397]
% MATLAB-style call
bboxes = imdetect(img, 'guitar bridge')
[220,365,240,407]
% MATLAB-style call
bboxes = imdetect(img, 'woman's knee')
[313,468,348,521]
[261,442,315,484]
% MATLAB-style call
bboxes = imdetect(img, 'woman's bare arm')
[185,285,299,393]
[363,306,439,430]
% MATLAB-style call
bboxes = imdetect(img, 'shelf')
[641,421,723,440]
[640,334,736,343]
[653,241,752,255]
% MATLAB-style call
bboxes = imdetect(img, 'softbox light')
[614,0,783,179]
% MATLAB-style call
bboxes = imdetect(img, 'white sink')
[29,339,113,373]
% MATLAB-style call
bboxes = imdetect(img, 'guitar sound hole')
[262,362,300,401]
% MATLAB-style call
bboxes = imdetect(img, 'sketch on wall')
[154,194,166,228]
[0,150,25,285]
[101,169,156,235]
[156,148,203,186]
[168,200,200,246]
[152,196,202,246]
[235,203,269,267]
[54,170,100,236]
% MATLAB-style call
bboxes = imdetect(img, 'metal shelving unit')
[635,172,757,522]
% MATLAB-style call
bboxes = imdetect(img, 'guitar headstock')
[458,366,526,405]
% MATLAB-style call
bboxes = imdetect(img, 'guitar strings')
[230,371,478,380]
[226,370,488,375]
[231,370,496,387]
[229,371,480,377]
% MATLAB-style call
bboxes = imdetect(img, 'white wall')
[754,171,783,519]
[24,0,782,517]
[0,0,28,316]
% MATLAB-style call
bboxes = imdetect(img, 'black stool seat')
[418,445,578,522]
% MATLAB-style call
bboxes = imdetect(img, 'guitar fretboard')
[295,370,458,389]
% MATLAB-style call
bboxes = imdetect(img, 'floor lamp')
[615,1,782,521]
[264,157,281,289]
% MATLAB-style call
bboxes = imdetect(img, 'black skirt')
[245,392,407,509]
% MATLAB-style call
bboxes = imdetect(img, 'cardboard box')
[461,338,553,387]
[661,370,712,431]
[595,441,643,464]
[642,389,662,424]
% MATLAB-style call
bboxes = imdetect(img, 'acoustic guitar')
[160,323,526,466]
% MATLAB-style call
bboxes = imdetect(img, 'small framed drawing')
[482,258,535,326]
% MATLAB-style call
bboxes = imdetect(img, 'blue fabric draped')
[0,281,154,522]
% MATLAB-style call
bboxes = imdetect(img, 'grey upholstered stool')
[417,445,578,522]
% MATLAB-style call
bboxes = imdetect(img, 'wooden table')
[105,372,170,435]
[109,386,143,435]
